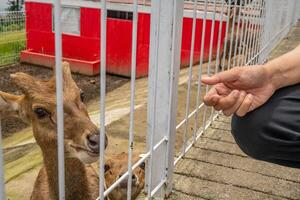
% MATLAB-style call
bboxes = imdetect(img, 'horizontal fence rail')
[0,0,300,200]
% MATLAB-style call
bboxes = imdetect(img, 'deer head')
[0,62,107,164]
[104,152,145,200]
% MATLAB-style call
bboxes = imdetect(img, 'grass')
[0,30,25,66]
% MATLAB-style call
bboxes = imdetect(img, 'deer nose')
[119,173,137,188]
[87,134,100,153]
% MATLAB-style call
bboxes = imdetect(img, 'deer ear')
[0,91,26,120]
[10,72,39,95]
[55,62,73,83]
[62,62,77,87]
[53,62,76,89]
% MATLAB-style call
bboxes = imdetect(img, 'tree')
[6,0,24,11]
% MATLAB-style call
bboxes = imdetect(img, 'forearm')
[263,44,300,90]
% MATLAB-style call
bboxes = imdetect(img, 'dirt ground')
[105,80,211,157]
[0,63,128,137]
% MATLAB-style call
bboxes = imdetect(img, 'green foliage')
[5,0,25,12]
[0,23,25,32]
[0,11,25,66]
[0,31,26,66]
[0,13,25,32]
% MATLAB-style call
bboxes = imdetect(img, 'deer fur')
[0,62,107,200]
[104,152,145,200]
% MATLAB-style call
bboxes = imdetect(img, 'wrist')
[262,63,283,91]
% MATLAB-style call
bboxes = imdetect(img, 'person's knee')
[231,113,270,161]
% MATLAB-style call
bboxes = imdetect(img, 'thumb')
[202,68,240,85]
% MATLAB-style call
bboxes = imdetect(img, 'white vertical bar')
[249,0,260,64]
[253,0,263,64]
[246,2,256,64]
[221,3,231,71]
[244,0,255,64]
[246,0,255,63]
[194,0,208,143]
[214,0,225,73]
[293,0,299,24]
[165,0,184,195]
[0,121,5,200]
[147,0,161,195]
[53,0,65,199]
[293,0,298,24]
[183,0,197,156]
[99,0,107,200]
[241,1,251,65]
[259,0,272,63]
[147,0,161,197]
[127,0,138,199]
[288,0,295,27]
[210,0,225,124]
[232,2,242,67]
[237,0,248,67]
[207,0,217,72]
[255,0,264,64]
[249,0,262,65]
[146,0,184,197]
[204,0,216,126]
[227,0,238,69]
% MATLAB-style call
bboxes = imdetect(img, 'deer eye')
[80,91,85,102]
[34,108,50,119]
[104,164,111,172]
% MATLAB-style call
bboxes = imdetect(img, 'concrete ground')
[171,22,300,200]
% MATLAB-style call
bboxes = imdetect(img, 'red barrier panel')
[22,2,226,77]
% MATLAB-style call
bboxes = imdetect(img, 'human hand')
[202,65,276,117]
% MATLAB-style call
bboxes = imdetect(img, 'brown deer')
[104,152,145,200]
[0,62,107,200]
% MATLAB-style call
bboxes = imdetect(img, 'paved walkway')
[171,21,300,200]
[172,116,300,200]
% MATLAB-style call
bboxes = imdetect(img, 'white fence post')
[291,0,298,26]
[258,0,272,63]
[298,1,300,21]
[146,0,184,198]
[53,0,65,199]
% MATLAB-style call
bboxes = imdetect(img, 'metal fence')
[0,11,25,66]
[0,0,300,199]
